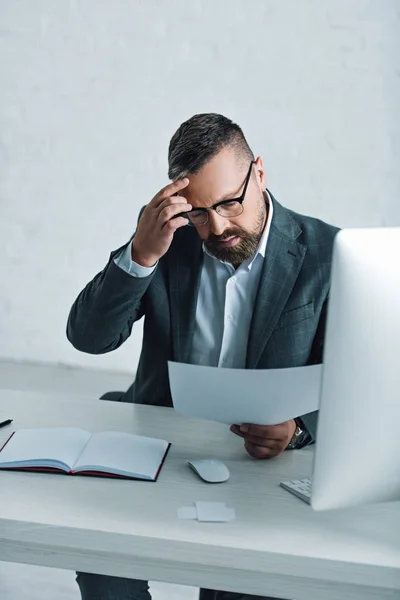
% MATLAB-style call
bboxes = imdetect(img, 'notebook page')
[0,428,91,470]
[73,431,169,479]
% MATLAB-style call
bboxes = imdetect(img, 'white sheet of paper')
[177,503,236,522]
[177,506,198,520]
[168,362,321,425]
[195,502,236,522]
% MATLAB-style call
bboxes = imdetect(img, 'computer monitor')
[311,227,400,511]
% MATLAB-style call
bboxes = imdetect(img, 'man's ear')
[254,156,266,190]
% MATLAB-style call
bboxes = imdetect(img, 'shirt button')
[230,276,237,283]
[227,315,234,322]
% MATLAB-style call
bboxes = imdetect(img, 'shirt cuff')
[113,243,157,278]
[295,417,313,448]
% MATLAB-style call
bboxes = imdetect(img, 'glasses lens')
[187,210,208,225]
[216,201,243,218]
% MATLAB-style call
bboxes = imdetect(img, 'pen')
[0,419,13,429]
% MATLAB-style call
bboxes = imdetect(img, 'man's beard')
[204,199,267,268]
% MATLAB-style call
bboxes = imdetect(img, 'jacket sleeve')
[66,207,152,354]
[298,297,329,444]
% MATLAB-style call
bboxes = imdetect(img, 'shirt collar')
[203,191,274,271]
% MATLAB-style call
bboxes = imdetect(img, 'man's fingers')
[156,197,191,219]
[231,426,280,450]
[154,178,190,206]
[162,216,189,232]
[231,425,287,459]
[239,423,287,441]
[158,202,192,226]
[244,441,277,459]
[231,425,281,446]
[244,434,280,450]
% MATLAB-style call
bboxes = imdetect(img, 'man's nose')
[207,210,227,236]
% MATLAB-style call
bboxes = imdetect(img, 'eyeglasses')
[182,160,255,227]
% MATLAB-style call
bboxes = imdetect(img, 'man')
[67,113,339,600]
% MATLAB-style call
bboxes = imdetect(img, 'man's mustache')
[206,229,244,243]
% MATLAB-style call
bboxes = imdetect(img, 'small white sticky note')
[177,506,197,520]
[195,501,236,522]
[221,507,236,521]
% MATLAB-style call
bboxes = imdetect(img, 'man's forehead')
[184,157,245,207]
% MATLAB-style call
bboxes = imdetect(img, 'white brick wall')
[1,0,399,373]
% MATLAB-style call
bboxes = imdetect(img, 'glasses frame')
[177,160,255,227]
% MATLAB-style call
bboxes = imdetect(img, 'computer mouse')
[187,459,230,483]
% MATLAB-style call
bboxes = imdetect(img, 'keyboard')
[280,477,312,504]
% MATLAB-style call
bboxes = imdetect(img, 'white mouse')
[187,459,230,483]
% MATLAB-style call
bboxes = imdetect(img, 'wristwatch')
[286,419,310,450]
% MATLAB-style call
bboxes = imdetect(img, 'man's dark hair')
[168,113,254,180]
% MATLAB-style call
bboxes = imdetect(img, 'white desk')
[0,389,399,600]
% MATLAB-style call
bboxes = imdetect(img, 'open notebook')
[0,428,171,481]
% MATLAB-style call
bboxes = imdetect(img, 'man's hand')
[230,420,297,459]
[131,178,192,267]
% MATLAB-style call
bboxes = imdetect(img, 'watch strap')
[287,418,311,450]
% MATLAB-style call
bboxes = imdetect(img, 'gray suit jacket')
[67,196,339,443]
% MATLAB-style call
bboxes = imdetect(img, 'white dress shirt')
[114,195,274,369]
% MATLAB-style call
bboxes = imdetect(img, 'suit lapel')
[246,198,307,368]
[168,227,203,363]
